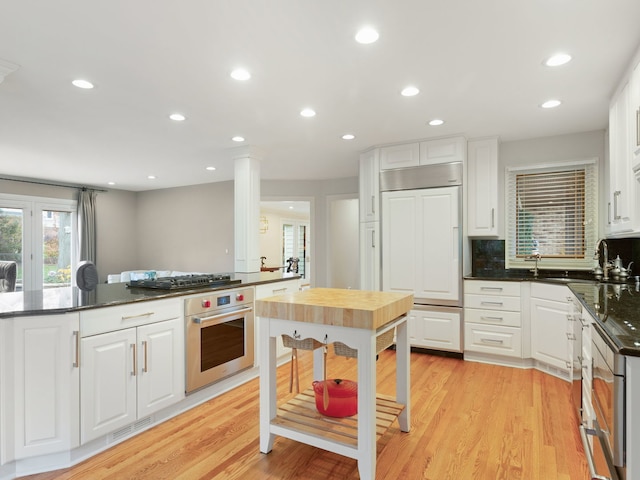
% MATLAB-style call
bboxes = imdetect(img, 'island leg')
[395,316,410,432]
[357,332,377,480]
[259,322,276,453]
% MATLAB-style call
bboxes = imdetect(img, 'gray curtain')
[78,189,97,263]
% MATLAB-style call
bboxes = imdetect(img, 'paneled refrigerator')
[381,162,463,353]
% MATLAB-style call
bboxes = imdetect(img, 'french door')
[0,194,77,291]
[282,220,309,279]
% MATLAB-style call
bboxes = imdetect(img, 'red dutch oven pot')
[312,379,358,417]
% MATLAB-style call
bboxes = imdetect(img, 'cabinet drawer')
[464,294,521,312]
[464,323,522,357]
[80,299,182,337]
[464,308,521,327]
[464,280,521,297]
[255,280,300,299]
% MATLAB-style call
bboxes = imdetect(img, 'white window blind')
[506,159,598,271]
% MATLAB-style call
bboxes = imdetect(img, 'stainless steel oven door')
[186,305,254,393]
[580,424,620,480]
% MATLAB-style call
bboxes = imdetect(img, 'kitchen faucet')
[594,238,610,281]
[525,252,542,277]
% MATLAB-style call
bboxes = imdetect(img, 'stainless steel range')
[184,286,254,393]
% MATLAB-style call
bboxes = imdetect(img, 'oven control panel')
[185,287,254,316]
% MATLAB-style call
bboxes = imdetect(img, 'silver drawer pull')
[480,338,504,344]
[272,287,287,294]
[481,316,503,322]
[122,312,154,321]
[480,301,503,306]
[480,287,503,291]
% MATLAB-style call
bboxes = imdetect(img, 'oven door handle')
[193,306,253,325]
[580,425,612,480]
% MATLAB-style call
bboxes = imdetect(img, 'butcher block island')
[256,288,413,480]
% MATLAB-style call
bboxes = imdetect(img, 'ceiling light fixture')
[541,99,562,109]
[107,181,116,186]
[72,79,94,89]
[205,166,216,171]
[401,86,420,97]
[169,113,186,121]
[355,27,379,44]
[544,53,572,67]
[428,119,445,126]
[230,68,251,81]
[300,108,316,117]
[342,134,355,140]
[232,136,245,142]
[147,175,157,180]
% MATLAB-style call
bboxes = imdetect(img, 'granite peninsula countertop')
[465,270,640,357]
[0,272,300,318]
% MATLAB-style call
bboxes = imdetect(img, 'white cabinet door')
[379,143,419,170]
[530,297,570,371]
[359,150,379,222]
[419,136,465,165]
[382,187,460,304]
[467,138,498,237]
[137,318,185,418]
[630,60,640,170]
[81,328,137,444]
[12,314,80,459]
[408,307,461,352]
[359,222,380,291]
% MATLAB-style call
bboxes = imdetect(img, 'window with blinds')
[506,159,598,270]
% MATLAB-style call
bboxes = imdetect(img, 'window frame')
[505,158,598,271]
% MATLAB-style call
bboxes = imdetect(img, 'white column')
[234,147,262,273]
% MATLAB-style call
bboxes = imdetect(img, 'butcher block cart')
[255,288,413,479]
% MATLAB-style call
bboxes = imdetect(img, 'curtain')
[78,189,97,263]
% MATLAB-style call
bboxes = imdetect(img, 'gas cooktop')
[127,273,241,290]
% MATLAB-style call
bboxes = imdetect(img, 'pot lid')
[313,379,357,397]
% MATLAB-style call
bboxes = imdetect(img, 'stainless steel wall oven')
[185,287,255,393]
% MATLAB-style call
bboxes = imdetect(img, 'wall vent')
[108,416,153,443]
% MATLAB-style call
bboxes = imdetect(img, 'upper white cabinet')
[467,138,499,237]
[419,136,466,166]
[379,143,419,170]
[359,149,379,222]
[631,59,640,170]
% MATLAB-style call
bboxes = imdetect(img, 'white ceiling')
[1,1,640,192]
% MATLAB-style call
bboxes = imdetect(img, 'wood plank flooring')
[21,350,589,479]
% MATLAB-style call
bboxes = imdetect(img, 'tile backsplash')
[471,238,640,277]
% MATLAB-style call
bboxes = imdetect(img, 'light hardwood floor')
[22,349,589,479]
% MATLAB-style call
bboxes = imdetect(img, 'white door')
[81,328,137,444]
[382,187,460,304]
[137,318,185,418]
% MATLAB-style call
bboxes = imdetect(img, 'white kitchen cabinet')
[608,81,634,235]
[379,143,419,170]
[530,283,572,375]
[255,279,301,361]
[466,137,498,237]
[464,280,522,359]
[419,136,465,166]
[80,302,184,444]
[359,149,379,222]
[2,313,80,460]
[359,222,380,291]
[382,186,460,304]
[630,59,640,170]
[407,306,461,352]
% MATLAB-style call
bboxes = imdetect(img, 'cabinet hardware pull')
[142,340,148,373]
[613,190,621,221]
[491,208,495,229]
[194,306,253,324]
[272,288,287,294]
[371,229,375,248]
[608,201,612,225]
[480,287,503,291]
[122,312,154,321]
[481,316,503,322]
[480,338,504,344]
[73,330,80,368]
[371,195,375,214]
[567,333,576,340]
[132,344,137,376]
[637,108,640,147]
[480,301,503,306]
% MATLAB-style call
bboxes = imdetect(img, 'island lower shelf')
[272,388,405,448]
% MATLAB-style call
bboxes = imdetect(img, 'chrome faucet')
[525,252,542,277]
[594,238,610,281]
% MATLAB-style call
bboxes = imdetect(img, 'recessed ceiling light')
[401,86,420,97]
[342,134,355,140]
[72,79,94,89]
[544,53,572,67]
[541,99,562,108]
[232,136,245,142]
[428,119,445,126]
[169,113,186,121]
[205,166,216,171]
[148,175,157,180]
[300,108,316,117]
[230,68,251,81]
[107,181,116,186]
[355,27,379,44]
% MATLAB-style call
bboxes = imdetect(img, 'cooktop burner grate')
[127,273,241,290]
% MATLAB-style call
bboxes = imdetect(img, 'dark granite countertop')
[464,269,598,283]
[0,272,301,318]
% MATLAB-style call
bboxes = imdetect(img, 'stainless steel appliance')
[128,273,241,290]
[581,322,625,480]
[185,287,254,393]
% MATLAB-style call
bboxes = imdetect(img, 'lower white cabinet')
[407,307,461,353]
[255,279,301,360]
[80,317,184,444]
[530,284,572,374]
[4,313,80,460]
[359,222,380,291]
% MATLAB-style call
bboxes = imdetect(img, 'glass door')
[282,221,309,279]
[0,206,25,290]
